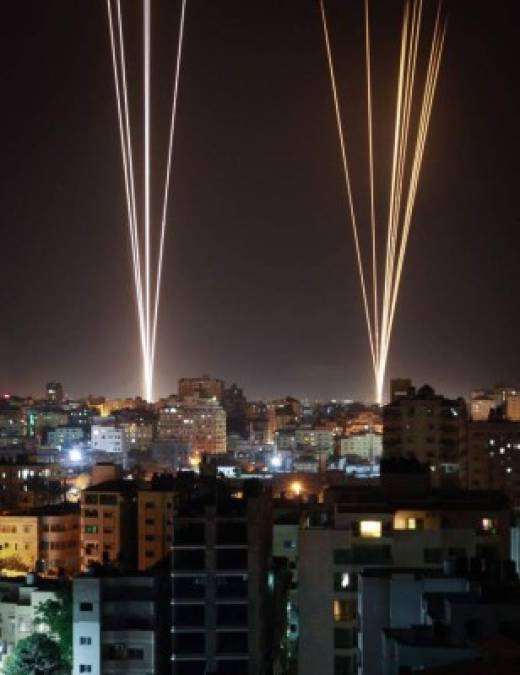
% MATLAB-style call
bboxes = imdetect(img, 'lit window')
[481,518,495,531]
[407,518,416,530]
[359,521,381,538]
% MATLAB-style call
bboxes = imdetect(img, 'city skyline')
[1,0,519,402]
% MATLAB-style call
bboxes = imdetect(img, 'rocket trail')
[106,0,187,402]
[320,0,447,404]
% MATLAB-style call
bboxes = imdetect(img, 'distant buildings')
[46,381,64,403]
[178,375,225,402]
[157,398,227,454]
[90,425,127,455]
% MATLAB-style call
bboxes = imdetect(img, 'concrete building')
[47,426,85,450]
[358,567,471,675]
[470,396,495,422]
[379,568,520,675]
[171,481,273,675]
[178,375,225,402]
[295,428,334,453]
[462,419,520,506]
[273,516,300,667]
[80,480,138,570]
[46,382,64,403]
[383,384,467,485]
[340,433,382,462]
[137,481,174,571]
[0,575,61,669]
[0,504,80,577]
[298,481,510,675]
[91,425,128,455]
[73,567,170,675]
[505,391,520,422]
[157,399,226,455]
[0,460,64,511]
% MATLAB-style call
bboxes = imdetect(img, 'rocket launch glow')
[106,0,187,402]
[320,0,447,404]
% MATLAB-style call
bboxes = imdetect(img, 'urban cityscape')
[1,0,520,675]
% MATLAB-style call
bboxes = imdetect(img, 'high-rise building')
[80,480,138,570]
[171,481,273,675]
[46,382,64,403]
[389,378,412,402]
[157,398,227,454]
[73,566,171,675]
[383,383,467,485]
[222,383,248,438]
[178,375,225,402]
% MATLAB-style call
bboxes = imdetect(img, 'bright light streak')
[320,0,447,405]
[106,0,187,402]
[320,0,376,371]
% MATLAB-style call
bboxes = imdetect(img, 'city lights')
[320,0,447,404]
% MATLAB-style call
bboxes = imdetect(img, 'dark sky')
[0,0,518,403]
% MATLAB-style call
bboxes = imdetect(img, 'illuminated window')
[481,518,497,532]
[407,518,416,530]
[359,521,381,538]
[333,599,357,623]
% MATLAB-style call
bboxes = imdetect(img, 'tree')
[3,634,63,675]
[34,589,73,671]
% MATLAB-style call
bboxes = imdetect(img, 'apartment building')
[0,503,80,576]
[171,481,272,675]
[298,480,510,675]
[72,566,170,675]
[80,480,137,570]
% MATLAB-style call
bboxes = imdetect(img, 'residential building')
[462,419,520,505]
[339,433,382,462]
[379,568,520,675]
[178,375,225,402]
[0,460,65,510]
[273,515,300,667]
[80,480,138,570]
[72,566,170,675]
[46,382,64,403]
[0,504,80,576]
[383,384,467,485]
[157,398,226,455]
[47,426,85,450]
[470,396,495,422]
[298,478,510,675]
[138,479,175,571]
[171,480,273,675]
[295,428,334,453]
[0,575,62,669]
[91,425,127,454]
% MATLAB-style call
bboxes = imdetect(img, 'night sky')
[1,1,518,403]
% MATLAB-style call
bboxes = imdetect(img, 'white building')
[340,432,382,462]
[73,571,170,675]
[90,426,127,454]
[298,486,509,675]
[0,575,59,669]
